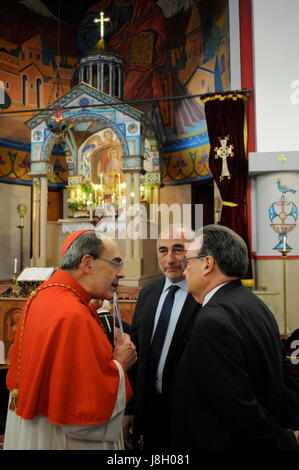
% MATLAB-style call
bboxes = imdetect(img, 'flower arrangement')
[67,198,81,214]
[67,183,94,217]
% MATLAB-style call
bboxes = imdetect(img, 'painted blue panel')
[0,138,31,152]
[163,174,212,185]
[163,132,209,153]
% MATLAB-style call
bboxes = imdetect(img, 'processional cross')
[214,135,234,182]
[94,11,110,39]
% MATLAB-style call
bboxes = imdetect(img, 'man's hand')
[113,333,137,370]
[294,430,299,445]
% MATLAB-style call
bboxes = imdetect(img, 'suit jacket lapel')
[141,278,165,355]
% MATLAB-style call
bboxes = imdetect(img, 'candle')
[14,258,17,274]
[283,235,287,251]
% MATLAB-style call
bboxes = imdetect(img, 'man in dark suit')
[124,225,201,450]
[171,224,299,450]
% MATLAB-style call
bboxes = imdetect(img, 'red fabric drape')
[204,94,252,278]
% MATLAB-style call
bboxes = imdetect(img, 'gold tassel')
[9,388,19,412]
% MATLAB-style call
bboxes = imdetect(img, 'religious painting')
[79,128,124,186]
[129,32,154,67]
[0,300,25,365]
[0,2,78,144]
[0,0,230,186]
[77,0,230,184]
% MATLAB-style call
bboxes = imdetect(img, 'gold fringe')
[202,93,247,103]
[243,112,248,154]
[9,388,19,412]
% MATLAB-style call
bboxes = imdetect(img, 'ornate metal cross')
[94,11,110,39]
[214,136,234,181]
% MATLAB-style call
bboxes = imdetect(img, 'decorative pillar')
[109,63,113,96]
[88,65,92,86]
[118,67,122,99]
[125,172,133,259]
[153,185,160,205]
[40,176,48,265]
[31,176,48,267]
[133,172,141,259]
[100,63,104,93]
[31,177,41,265]
[97,64,101,90]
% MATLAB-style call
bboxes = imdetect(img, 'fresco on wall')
[0,141,68,184]
[77,0,230,184]
[78,128,124,185]
[0,0,230,185]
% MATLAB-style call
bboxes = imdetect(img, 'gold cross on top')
[94,11,110,39]
[279,154,287,167]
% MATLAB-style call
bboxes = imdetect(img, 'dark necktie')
[148,285,180,378]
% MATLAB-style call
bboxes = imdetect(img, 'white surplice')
[4,360,126,450]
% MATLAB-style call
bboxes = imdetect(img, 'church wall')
[252,0,299,152]
[251,1,299,333]
[160,183,192,206]
[0,182,31,281]
[160,183,192,228]
[255,259,299,335]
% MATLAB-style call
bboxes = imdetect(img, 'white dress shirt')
[151,278,188,394]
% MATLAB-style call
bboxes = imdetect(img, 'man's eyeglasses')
[94,256,124,273]
[180,255,206,266]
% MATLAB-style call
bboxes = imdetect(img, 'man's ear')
[80,254,93,272]
[203,255,215,274]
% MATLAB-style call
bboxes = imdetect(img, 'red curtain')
[203,93,252,279]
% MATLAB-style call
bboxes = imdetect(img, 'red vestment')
[6,269,132,425]
[110,0,168,101]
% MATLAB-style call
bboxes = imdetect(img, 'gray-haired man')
[171,224,299,450]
